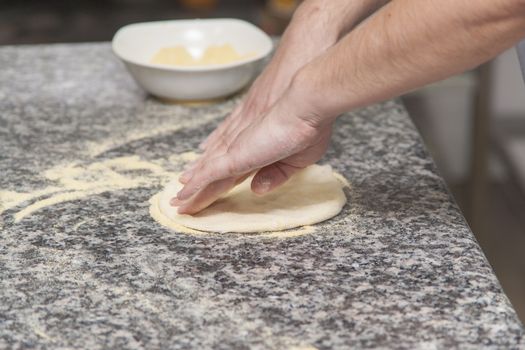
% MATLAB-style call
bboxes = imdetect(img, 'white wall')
[404,48,525,185]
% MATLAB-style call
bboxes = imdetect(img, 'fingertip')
[251,163,301,195]
[176,186,196,201]
[179,171,192,184]
[177,154,236,201]
[170,197,182,206]
[178,175,190,185]
[251,176,272,195]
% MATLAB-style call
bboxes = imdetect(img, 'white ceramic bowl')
[112,18,273,101]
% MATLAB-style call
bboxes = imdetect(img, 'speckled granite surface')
[0,43,523,350]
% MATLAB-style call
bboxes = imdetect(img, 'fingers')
[179,111,308,201]
[176,153,242,201]
[175,161,306,215]
[201,96,265,154]
[179,115,252,186]
[179,168,194,184]
[175,161,303,216]
[251,162,303,195]
[176,176,237,214]
[180,135,229,184]
[175,172,252,214]
[180,157,206,184]
[178,153,249,189]
[178,149,221,185]
[180,158,202,183]
[175,95,329,215]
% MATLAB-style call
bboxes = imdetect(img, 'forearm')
[292,0,525,122]
[240,0,388,110]
[271,0,389,78]
[289,0,389,42]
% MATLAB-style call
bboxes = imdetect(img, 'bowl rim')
[112,18,273,72]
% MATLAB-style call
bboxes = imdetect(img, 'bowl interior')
[113,18,273,70]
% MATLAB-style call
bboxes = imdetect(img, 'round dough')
[152,164,347,233]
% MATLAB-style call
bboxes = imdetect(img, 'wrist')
[284,64,340,128]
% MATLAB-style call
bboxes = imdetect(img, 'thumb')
[251,162,303,195]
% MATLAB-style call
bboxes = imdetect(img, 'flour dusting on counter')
[1,154,195,224]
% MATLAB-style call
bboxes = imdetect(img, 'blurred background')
[2,0,524,322]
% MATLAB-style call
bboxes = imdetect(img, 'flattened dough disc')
[154,164,347,233]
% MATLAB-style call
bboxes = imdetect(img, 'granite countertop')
[0,43,523,349]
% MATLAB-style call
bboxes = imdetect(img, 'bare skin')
[171,0,387,212]
[197,0,388,153]
[173,0,525,215]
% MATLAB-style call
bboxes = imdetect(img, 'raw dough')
[151,164,348,233]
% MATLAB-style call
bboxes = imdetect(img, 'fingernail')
[179,171,192,183]
[257,178,272,194]
[177,184,200,201]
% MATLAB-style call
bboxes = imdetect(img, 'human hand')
[171,89,335,214]
[198,0,387,153]
[198,1,341,153]
[172,0,388,214]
